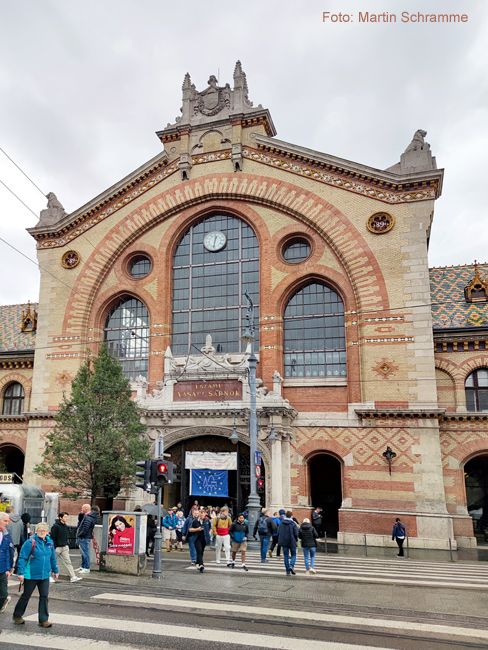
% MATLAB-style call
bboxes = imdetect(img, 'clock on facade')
[203,231,227,252]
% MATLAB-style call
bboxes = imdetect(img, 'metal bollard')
[324,533,328,555]
[406,535,409,559]
[449,537,454,562]
[364,534,368,557]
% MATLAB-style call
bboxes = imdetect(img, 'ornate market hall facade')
[1,62,488,549]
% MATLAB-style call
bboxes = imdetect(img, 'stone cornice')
[253,136,444,203]
[0,414,29,423]
[23,412,56,421]
[442,413,488,422]
[0,352,34,369]
[28,150,171,244]
[355,408,446,420]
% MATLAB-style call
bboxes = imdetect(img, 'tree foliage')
[35,345,149,504]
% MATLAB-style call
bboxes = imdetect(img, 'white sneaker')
[49,577,56,583]
[70,576,83,582]
[0,595,11,613]
[78,568,90,573]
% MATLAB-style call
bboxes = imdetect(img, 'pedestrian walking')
[298,518,318,574]
[146,514,156,557]
[311,507,323,537]
[50,512,82,582]
[182,508,198,564]
[77,503,97,573]
[162,509,177,552]
[13,521,59,627]
[5,506,22,574]
[253,508,277,562]
[392,517,406,558]
[277,510,298,575]
[189,508,210,572]
[212,506,232,566]
[175,510,185,551]
[229,513,249,571]
[269,511,281,557]
[0,512,14,615]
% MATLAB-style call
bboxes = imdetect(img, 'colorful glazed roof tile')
[430,264,488,329]
[0,303,38,352]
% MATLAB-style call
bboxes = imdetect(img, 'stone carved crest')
[195,76,231,117]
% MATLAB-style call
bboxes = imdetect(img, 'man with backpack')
[253,508,277,562]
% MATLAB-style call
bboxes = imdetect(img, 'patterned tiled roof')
[430,264,488,329]
[0,303,37,352]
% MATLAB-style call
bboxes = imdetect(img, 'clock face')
[204,231,227,252]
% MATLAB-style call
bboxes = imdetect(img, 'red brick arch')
[61,173,390,342]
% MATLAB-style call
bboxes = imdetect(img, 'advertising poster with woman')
[107,514,135,555]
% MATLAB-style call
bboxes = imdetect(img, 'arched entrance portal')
[0,445,25,476]
[465,454,488,539]
[166,435,265,514]
[309,454,342,536]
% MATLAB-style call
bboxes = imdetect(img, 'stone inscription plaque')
[174,380,242,402]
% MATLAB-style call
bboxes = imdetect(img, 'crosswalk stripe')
[0,631,141,650]
[22,613,387,650]
[183,562,488,589]
[92,592,488,642]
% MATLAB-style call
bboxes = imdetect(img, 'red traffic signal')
[151,459,174,487]
[257,479,264,489]
[157,462,167,474]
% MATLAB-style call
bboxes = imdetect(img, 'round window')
[129,255,152,278]
[282,238,311,263]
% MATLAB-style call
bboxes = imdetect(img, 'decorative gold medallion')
[61,250,80,269]
[367,212,394,234]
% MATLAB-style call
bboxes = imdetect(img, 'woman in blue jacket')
[392,518,406,558]
[13,522,59,627]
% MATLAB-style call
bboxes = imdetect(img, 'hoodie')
[7,514,23,546]
[277,518,299,549]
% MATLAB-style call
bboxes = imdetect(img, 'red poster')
[107,514,135,555]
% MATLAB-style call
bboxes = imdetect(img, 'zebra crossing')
[183,549,488,589]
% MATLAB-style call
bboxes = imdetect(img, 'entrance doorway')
[309,454,342,536]
[0,444,25,476]
[165,435,265,515]
[465,454,488,539]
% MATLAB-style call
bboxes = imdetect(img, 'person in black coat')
[146,515,157,556]
[392,517,406,558]
[311,507,323,537]
[277,510,298,575]
[298,518,318,574]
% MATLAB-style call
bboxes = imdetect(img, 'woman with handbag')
[13,522,59,627]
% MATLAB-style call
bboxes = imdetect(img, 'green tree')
[35,345,149,505]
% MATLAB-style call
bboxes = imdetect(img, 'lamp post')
[238,290,262,535]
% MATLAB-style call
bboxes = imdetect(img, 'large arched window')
[283,282,346,379]
[2,382,25,415]
[465,368,488,412]
[172,214,259,355]
[104,297,149,380]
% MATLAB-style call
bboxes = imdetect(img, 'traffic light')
[135,459,152,492]
[151,459,174,487]
[257,478,265,493]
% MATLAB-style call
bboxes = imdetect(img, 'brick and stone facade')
[2,63,487,547]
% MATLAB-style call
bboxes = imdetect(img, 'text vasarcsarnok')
[323,11,469,23]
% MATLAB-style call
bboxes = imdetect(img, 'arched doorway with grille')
[309,453,343,537]
[165,435,266,515]
[464,454,488,540]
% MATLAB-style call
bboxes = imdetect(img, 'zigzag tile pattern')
[0,304,38,352]
[430,264,488,329]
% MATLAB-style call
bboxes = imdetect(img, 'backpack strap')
[27,538,36,564]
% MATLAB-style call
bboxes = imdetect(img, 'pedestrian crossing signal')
[257,478,264,492]
[152,459,174,487]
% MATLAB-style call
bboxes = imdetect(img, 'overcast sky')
[0,0,487,305]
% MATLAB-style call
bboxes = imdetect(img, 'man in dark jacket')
[253,508,277,562]
[277,510,298,575]
[0,512,14,614]
[77,504,97,573]
[311,507,323,537]
[51,513,82,582]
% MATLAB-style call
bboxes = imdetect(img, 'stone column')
[270,438,283,512]
[281,436,292,509]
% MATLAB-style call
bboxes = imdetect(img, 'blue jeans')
[78,538,90,569]
[283,546,296,573]
[188,536,197,563]
[303,547,316,570]
[259,535,271,561]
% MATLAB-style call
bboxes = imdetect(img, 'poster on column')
[190,469,229,497]
[107,514,135,555]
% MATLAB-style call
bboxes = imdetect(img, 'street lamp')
[238,290,261,535]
